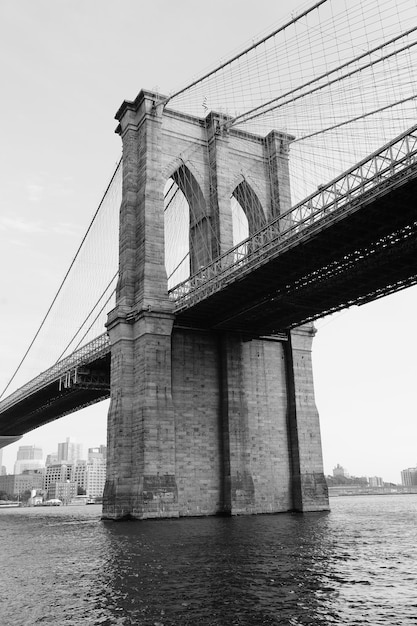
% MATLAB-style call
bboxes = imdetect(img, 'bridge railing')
[3,126,417,414]
[169,124,417,310]
[0,333,110,414]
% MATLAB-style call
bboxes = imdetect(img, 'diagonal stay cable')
[161,0,328,108]
[0,159,122,400]
[167,252,190,281]
[53,271,119,364]
[227,30,417,128]
[292,94,417,143]
[70,286,117,357]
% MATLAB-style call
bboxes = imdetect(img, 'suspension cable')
[0,160,122,400]
[161,0,328,108]
[70,287,117,356]
[292,94,417,143]
[227,30,417,128]
[53,272,119,364]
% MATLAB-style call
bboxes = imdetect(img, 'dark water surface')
[1,494,416,625]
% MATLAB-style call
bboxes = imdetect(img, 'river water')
[1,494,416,626]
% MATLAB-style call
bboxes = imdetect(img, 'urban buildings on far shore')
[401,466,417,486]
[57,437,83,464]
[0,439,107,503]
[13,445,43,475]
[326,463,417,497]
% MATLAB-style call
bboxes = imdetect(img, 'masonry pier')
[102,90,329,519]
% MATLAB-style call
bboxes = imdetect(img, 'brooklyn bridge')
[1,0,416,519]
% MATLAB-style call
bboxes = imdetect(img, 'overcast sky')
[1,0,416,482]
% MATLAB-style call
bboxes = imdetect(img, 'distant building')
[333,464,349,478]
[14,445,44,474]
[48,481,78,503]
[0,448,5,476]
[0,470,44,497]
[88,445,107,461]
[85,457,106,498]
[44,463,73,493]
[45,453,58,466]
[73,461,88,494]
[57,438,83,464]
[73,457,106,498]
[369,476,384,488]
[44,457,106,499]
[401,467,417,486]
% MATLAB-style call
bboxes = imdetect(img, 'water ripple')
[1,495,417,625]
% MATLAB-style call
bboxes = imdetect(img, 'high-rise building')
[369,476,384,488]
[57,438,83,464]
[85,457,106,498]
[72,457,106,499]
[44,463,80,501]
[44,463,73,493]
[45,453,58,466]
[14,445,43,474]
[0,470,44,497]
[44,457,106,500]
[401,467,417,486]
[333,464,349,478]
[73,461,88,494]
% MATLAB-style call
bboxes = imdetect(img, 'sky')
[0,0,416,483]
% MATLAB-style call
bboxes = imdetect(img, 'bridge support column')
[286,325,329,511]
[206,112,234,256]
[103,90,178,520]
[265,130,293,220]
[104,310,178,520]
[103,89,328,519]
[219,335,255,515]
[218,332,329,515]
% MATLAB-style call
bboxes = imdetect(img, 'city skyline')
[3,437,415,488]
[2,437,107,472]
[0,439,107,502]
[1,413,414,485]
[1,0,416,485]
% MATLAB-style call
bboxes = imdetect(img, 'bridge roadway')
[1,125,417,437]
[0,335,110,437]
[172,125,417,334]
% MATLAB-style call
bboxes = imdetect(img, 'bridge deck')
[171,125,417,334]
[0,338,110,436]
[174,173,417,335]
[1,126,417,435]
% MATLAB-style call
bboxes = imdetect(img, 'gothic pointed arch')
[232,180,266,236]
[164,164,213,287]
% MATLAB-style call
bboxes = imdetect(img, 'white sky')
[0,0,416,483]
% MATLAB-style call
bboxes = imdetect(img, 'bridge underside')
[176,177,417,335]
[0,355,110,436]
[2,178,417,438]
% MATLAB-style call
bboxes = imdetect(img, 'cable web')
[4,0,417,398]
[165,0,417,204]
[1,163,122,397]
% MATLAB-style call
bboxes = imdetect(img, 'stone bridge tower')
[103,89,329,520]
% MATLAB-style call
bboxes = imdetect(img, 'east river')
[1,494,416,625]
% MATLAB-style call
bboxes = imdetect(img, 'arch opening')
[231,181,265,260]
[164,165,210,288]
[164,178,190,290]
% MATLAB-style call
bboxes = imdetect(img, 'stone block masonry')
[102,89,329,519]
